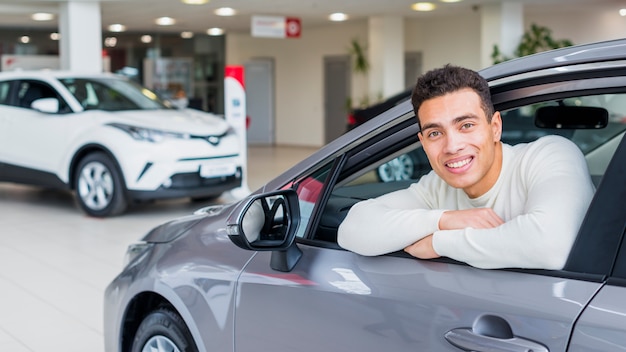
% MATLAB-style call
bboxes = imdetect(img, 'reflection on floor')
[0,145,317,351]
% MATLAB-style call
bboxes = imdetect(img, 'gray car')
[105,38,626,352]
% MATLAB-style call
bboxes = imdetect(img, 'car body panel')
[569,284,626,351]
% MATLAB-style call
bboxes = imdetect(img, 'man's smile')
[445,156,473,170]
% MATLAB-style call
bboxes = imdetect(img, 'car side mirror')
[226,189,302,272]
[31,98,60,113]
[535,105,608,129]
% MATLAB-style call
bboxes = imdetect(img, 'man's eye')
[428,131,441,138]
[461,123,474,129]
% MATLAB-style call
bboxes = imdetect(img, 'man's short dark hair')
[411,64,494,129]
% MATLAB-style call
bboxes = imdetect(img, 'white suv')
[0,71,242,217]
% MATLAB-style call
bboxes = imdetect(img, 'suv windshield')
[59,77,169,111]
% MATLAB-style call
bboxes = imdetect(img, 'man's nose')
[443,131,465,154]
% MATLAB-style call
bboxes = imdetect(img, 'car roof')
[480,38,626,82]
[0,70,123,81]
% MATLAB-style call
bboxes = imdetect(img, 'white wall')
[227,10,626,147]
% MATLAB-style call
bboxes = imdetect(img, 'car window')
[0,81,10,105]
[16,81,59,110]
[283,161,334,239]
[59,77,168,111]
[311,92,626,248]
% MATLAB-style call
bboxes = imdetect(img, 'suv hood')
[103,108,230,135]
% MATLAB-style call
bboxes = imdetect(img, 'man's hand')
[404,235,439,259]
[439,208,504,230]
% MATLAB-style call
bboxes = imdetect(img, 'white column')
[59,1,103,72]
[480,1,524,68]
[368,16,405,99]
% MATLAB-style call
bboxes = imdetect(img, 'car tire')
[376,154,416,182]
[74,152,127,217]
[131,308,198,352]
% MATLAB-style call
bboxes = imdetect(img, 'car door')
[1,80,72,178]
[233,114,625,352]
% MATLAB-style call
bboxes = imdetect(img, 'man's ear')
[417,131,423,143]
[491,111,502,142]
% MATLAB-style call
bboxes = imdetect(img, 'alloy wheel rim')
[77,161,114,210]
[378,155,414,182]
[141,335,181,352]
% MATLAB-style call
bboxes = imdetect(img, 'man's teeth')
[447,158,471,168]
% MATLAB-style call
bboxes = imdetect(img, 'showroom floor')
[0,145,318,351]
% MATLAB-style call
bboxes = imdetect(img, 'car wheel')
[377,154,415,182]
[74,152,127,217]
[131,308,198,352]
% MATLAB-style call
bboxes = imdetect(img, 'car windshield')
[58,77,170,111]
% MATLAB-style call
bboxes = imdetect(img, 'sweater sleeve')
[337,173,446,256]
[432,136,595,269]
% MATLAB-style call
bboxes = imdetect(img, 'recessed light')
[20,36,30,44]
[156,17,176,26]
[329,13,348,22]
[214,7,236,16]
[181,31,194,39]
[108,24,126,32]
[104,37,118,47]
[411,2,436,11]
[32,13,54,21]
[620,8,626,16]
[141,35,153,43]
[50,32,60,40]
[181,0,209,4]
[207,27,224,36]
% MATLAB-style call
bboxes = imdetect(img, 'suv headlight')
[108,123,190,143]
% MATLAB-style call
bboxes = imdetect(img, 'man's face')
[417,88,502,198]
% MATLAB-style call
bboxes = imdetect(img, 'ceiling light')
[181,31,194,39]
[214,7,236,16]
[156,17,176,26]
[32,13,54,21]
[412,2,436,11]
[108,24,126,32]
[620,8,626,16]
[207,27,224,36]
[181,0,209,4]
[329,13,349,22]
[104,37,118,47]
[20,36,30,44]
[141,35,153,43]
[50,32,60,41]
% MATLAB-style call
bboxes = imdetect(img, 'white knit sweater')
[337,135,595,269]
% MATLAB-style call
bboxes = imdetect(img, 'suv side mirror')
[31,98,60,113]
[226,189,302,272]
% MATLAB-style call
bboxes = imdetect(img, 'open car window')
[311,92,626,253]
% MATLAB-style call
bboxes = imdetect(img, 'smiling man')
[337,64,595,269]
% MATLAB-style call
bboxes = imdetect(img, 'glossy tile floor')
[0,145,318,351]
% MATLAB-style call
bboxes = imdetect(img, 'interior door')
[324,55,350,144]
[245,58,275,145]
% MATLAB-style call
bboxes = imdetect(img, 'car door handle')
[444,314,549,352]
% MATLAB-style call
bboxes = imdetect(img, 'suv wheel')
[74,152,127,217]
[131,308,198,352]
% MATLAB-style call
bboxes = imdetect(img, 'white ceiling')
[0,0,623,36]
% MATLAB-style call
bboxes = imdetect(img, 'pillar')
[480,1,524,68]
[59,1,103,72]
[368,16,405,99]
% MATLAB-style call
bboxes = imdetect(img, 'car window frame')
[295,70,626,281]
